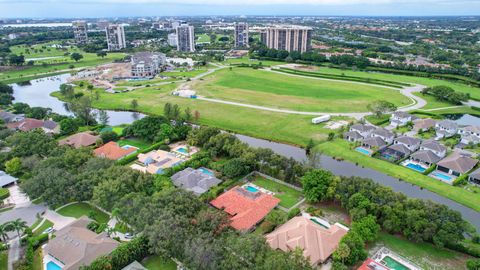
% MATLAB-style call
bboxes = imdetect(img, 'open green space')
[224,56,285,67]
[193,68,411,112]
[0,251,7,270]
[57,202,110,223]
[196,33,211,43]
[373,232,472,270]
[33,220,53,237]
[251,176,303,209]
[316,139,480,212]
[33,248,42,270]
[143,255,177,270]
[117,138,151,151]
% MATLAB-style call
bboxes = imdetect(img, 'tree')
[163,103,172,119]
[122,116,169,142]
[131,99,138,110]
[59,84,74,98]
[68,96,97,126]
[194,110,200,121]
[5,157,22,176]
[184,107,192,122]
[60,118,80,135]
[306,139,315,155]
[98,110,109,126]
[7,218,27,238]
[70,52,83,62]
[333,242,351,265]
[467,259,480,270]
[100,131,118,143]
[339,231,367,265]
[367,100,397,118]
[301,169,336,202]
[96,51,107,58]
[351,215,380,242]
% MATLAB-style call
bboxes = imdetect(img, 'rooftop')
[363,136,386,148]
[59,132,100,149]
[94,141,136,160]
[437,151,478,174]
[171,167,221,196]
[395,136,422,146]
[410,150,442,164]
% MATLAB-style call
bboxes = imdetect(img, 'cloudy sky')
[0,0,479,18]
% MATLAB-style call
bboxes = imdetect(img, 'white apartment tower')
[106,24,126,51]
[176,24,195,52]
[263,25,312,53]
[234,22,249,48]
[167,32,178,47]
[72,20,88,44]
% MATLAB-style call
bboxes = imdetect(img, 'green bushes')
[116,141,168,166]
[287,207,301,219]
[423,165,436,175]
[453,174,468,186]
[0,188,9,200]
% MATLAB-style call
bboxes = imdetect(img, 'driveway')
[44,209,75,230]
[3,185,30,208]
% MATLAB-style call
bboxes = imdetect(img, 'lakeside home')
[171,167,221,196]
[430,151,478,183]
[94,141,137,160]
[59,132,100,149]
[458,125,480,147]
[390,111,414,128]
[133,149,183,174]
[412,118,436,132]
[6,118,59,135]
[435,120,458,139]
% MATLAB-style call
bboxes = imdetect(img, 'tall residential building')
[176,24,195,52]
[106,24,126,51]
[167,33,178,47]
[72,20,88,44]
[234,22,249,48]
[262,25,313,53]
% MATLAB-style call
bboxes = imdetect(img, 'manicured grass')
[32,248,42,270]
[224,56,285,67]
[193,68,411,113]
[252,176,303,209]
[413,93,455,110]
[142,255,177,270]
[373,232,471,270]
[316,139,480,212]
[33,220,53,237]
[365,114,390,126]
[31,197,44,205]
[196,33,211,43]
[0,251,7,270]
[112,126,125,135]
[57,202,110,223]
[117,138,151,151]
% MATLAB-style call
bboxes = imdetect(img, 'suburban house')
[390,111,413,127]
[59,132,100,149]
[132,149,183,174]
[458,125,480,146]
[265,214,348,266]
[210,186,280,232]
[435,120,458,139]
[469,168,480,185]
[43,216,119,270]
[419,141,447,158]
[371,128,395,144]
[436,151,478,177]
[393,136,422,152]
[349,124,376,138]
[344,131,363,142]
[0,111,24,123]
[0,170,17,188]
[7,118,59,134]
[409,150,443,167]
[94,141,137,160]
[412,118,436,132]
[122,261,147,270]
[171,167,222,196]
[362,136,387,150]
[381,144,412,161]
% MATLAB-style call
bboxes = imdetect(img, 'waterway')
[10,74,145,126]
[236,134,480,231]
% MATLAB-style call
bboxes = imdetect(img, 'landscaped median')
[316,139,480,212]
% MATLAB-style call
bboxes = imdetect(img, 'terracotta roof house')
[350,124,375,138]
[265,215,349,266]
[419,141,447,158]
[94,141,137,160]
[437,151,478,177]
[210,186,280,232]
[171,167,221,196]
[390,111,413,128]
[7,118,59,134]
[371,128,395,144]
[59,132,100,149]
[435,120,458,139]
[362,137,387,150]
[469,168,480,186]
[413,118,436,132]
[344,131,363,142]
[43,216,119,270]
[357,258,390,270]
[393,136,422,152]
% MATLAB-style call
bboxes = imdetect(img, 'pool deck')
[373,247,422,270]
[428,170,456,185]
[401,160,428,173]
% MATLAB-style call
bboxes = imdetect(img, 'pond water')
[10,74,145,126]
[236,134,480,232]
[444,114,480,126]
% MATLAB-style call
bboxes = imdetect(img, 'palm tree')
[0,224,9,242]
[7,219,27,238]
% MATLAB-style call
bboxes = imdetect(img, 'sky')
[0,0,479,18]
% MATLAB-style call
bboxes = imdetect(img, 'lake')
[10,74,145,126]
[444,114,480,126]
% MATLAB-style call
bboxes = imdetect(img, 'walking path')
[7,237,20,270]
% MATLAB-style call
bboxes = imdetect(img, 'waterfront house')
[435,120,458,139]
[43,216,119,270]
[350,124,376,138]
[7,118,60,135]
[419,140,447,158]
[265,214,348,266]
[469,168,480,186]
[390,111,413,128]
[458,125,480,146]
[0,111,24,123]
[436,151,478,177]
[344,131,363,142]
[362,137,387,150]
[171,167,221,196]
[371,128,395,144]
[133,149,184,174]
[210,186,280,232]
[94,141,137,160]
[59,132,100,149]
[412,118,436,132]
[393,136,422,152]
[380,144,412,162]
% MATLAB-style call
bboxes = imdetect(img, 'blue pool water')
[177,147,188,154]
[355,147,371,155]
[245,185,259,193]
[405,163,426,173]
[198,167,214,176]
[121,145,138,150]
[47,261,62,270]
[431,171,453,182]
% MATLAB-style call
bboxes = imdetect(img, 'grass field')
[193,68,411,112]
[33,220,54,237]
[143,255,177,270]
[372,233,472,270]
[251,176,303,209]
[224,56,285,67]
[316,139,480,212]
[57,202,110,223]
[117,138,151,150]
[196,33,211,43]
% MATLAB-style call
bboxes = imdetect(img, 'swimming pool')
[431,171,453,182]
[381,256,411,270]
[121,145,139,150]
[355,147,371,155]
[245,185,259,193]
[198,167,213,176]
[176,147,188,154]
[405,163,426,173]
[46,261,63,270]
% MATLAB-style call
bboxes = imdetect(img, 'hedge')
[0,188,10,200]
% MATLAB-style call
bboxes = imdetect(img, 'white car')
[124,233,134,239]
[43,227,54,234]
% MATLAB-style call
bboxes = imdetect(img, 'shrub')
[288,207,301,219]
[0,188,9,200]
[453,174,468,186]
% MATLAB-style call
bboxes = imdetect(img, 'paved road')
[7,237,20,270]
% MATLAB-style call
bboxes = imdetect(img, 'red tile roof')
[93,141,136,160]
[357,258,390,270]
[210,186,280,231]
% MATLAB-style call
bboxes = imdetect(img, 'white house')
[371,128,395,144]
[393,136,422,152]
[458,126,480,145]
[390,111,413,128]
[350,124,376,138]
[435,120,458,139]
[419,141,447,158]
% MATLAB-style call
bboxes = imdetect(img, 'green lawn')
[33,220,53,237]
[252,176,303,209]
[32,248,42,270]
[0,251,7,270]
[114,222,132,234]
[316,139,480,212]
[196,34,211,43]
[57,202,110,223]
[142,255,177,270]
[224,56,285,67]
[373,233,471,270]
[117,138,151,151]
[193,68,411,113]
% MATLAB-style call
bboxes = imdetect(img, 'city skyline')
[0,0,480,18]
